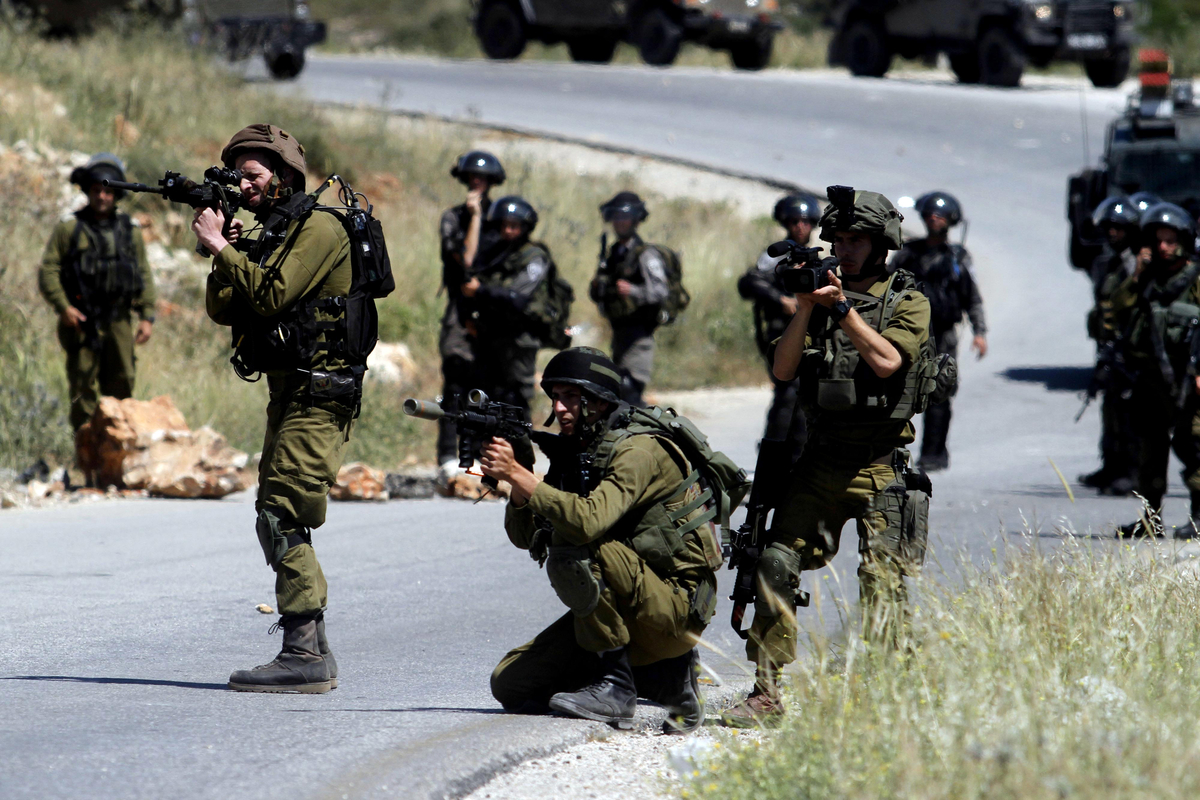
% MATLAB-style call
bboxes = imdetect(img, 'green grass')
[687,540,1200,799]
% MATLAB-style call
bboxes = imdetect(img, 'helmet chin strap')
[264,173,294,204]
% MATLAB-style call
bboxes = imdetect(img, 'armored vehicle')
[1067,52,1200,270]
[471,0,784,70]
[827,0,1138,87]
[183,0,326,79]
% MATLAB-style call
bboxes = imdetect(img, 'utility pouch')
[689,580,718,625]
[308,369,359,403]
[628,504,689,573]
[817,378,857,411]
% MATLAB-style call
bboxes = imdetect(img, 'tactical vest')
[1123,260,1200,386]
[599,240,687,327]
[472,239,571,347]
[63,212,143,319]
[908,242,970,334]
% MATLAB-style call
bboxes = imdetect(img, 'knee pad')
[545,545,601,617]
[754,543,802,618]
[256,509,310,570]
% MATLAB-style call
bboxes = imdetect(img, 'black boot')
[228,613,332,693]
[654,650,705,734]
[549,647,637,730]
[315,611,338,690]
[1078,466,1114,489]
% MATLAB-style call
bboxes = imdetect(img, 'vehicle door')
[528,0,615,29]
[885,0,940,39]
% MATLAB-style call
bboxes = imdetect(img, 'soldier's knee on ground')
[546,546,602,617]
[754,543,802,618]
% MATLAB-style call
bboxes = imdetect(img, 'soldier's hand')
[972,335,988,359]
[616,279,634,297]
[461,277,480,298]
[1136,247,1152,276]
[1195,375,1200,395]
[481,437,518,481]
[135,320,153,345]
[227,217,245,243]
[191,207,229,255]
[779,296,799,316]
[802,270,845,308]
[466,188,484,215]
[60,306,87,330]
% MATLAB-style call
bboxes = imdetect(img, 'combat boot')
[719,686,784,729]
[1078,466,1114,489]
[1116,517,1164,539]
[315,611,338,690]
[655,649,705,734]
[228,613,332,694]
[548,647,637,730]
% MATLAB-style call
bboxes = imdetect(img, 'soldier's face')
[611,217,636,239]
[236,154,275,208]
[1105,224,1128,247]
[500,220,525,241]
[550,385,584,435]
[924,213,949,235]
[87,184,116,217]
[832,231,873,275]
[786,218,812,244]
[466,174,489,193]
[1155,228,1184,264]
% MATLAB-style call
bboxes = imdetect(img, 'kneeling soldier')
[482,347,731,732]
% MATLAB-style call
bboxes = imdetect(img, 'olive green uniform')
[39,210,156,430]
[748,271,931,674]
[206,193,353,616]
[1086,245,1138,488]
[491,427,720,711]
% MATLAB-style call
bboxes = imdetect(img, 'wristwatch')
[829,298,853,324]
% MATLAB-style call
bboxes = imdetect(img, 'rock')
[384,467,439,499]
[1,494,17,509]
[438,472,511,502]
[365,342,417,386]
[329,463,389,502]
[26,480,51,501]
[75,396,251,499]
[256,604,274,615]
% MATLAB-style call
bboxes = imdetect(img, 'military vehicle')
[1067,51,1200,270]
[471,0,784,70]
[826,0,1138,87]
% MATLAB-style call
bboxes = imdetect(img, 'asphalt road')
[2,58,1175,799]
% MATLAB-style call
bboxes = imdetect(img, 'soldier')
[722,188,934,727]
[196,123,358,693]
[738,193,822,463]
[437,151,506,479]
[1078,196,1140,496]
[888,191,986,472]
[589,192,674,407]
[39,153,156,432]
[460,195,554,420]
[1108,203,1200,538]
[483,347,725,733]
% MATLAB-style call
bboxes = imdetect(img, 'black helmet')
[1129,191,1162,215]
[600,191,648,223]
[773,193,821,226]
[1141,201,1197,254]
[1092,196,1140,229]
[70,152,127,199]
[540,347,622,404]
[450,150,506,186]
[487,195,538,232]
[914,191,963,226]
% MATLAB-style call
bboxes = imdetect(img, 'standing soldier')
[1078,196,1140,495]
[888,191,986,472]
[482,347,733,733]
[437,151,505,479]
[39,153,156,432]
[1107,203,1200,538]
[589,192,680,407]
[196,124,357,694]
[722,187,935,727]
[738,193,822,463]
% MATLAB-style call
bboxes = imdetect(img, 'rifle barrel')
[102,179,163,194]
[403,398,445,421]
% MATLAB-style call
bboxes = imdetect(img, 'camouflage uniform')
[1086,243,1139,491]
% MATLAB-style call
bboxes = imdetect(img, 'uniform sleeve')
[205,270,236,326]
[737,251,786,306]
[525,437,681,546]
[880,290,931,365]
[477,251,549,313]
[958,249,986,336]
[38,222,73,314]
[1109,273,1141,315]
[623,247,670,306]
[440,208,466,289]
[503,502,538,550]
[131,225,157,320]
[211,212,346,316]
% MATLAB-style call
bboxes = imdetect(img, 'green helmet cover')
[818,189,904,250]
[540,347,622,404]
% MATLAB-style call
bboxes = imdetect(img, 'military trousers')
[611,323,656,407]
[920,330,958,463]
[746,447,909,675]
[257,376,353,616]
[491,539,711,711]
[1129,377,1200,512]
[471,336,538,420]
[58,317,136,430]
[1099,374,1137,483]
[437,302,475,464]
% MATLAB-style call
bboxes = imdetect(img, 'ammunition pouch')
[817,378,856,411]
[307,368,362,405]
[255,509,311,570]
[871,451,931,572]
[754,543,802,617]
[546,545,601,617]
[689,579,718,625]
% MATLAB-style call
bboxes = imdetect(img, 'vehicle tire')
[730,33,773,70]
[265,48,305,80]
[476,0,527,61]
[567,35,618,64]
[948,51,980,84]
[841,19,891,78]
[1085,47,1130,88]
[977,26,1024,87]
[635,7,683,67]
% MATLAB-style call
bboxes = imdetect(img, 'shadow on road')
[285,706,510,715]
[4,675,228,690]
[1000,366,1092,392]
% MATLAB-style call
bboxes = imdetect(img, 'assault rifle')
[1075,339,1132,422]
[103,167,245,257]
[728,437,808,639]
[403,390,532,491]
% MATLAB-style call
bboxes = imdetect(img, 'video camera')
[768,239,832,294]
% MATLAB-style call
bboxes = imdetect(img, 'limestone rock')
[330,463,389,502]
[438,472,511,502]
[365,342,417,386]
[75,396,251,499]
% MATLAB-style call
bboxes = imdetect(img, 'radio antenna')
[1078,80,1092,166]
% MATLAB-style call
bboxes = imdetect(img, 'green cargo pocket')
[628,504,689,573]
[689,579,718,625]
[901,489,930,570]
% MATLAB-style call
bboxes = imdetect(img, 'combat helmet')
[817,185,904,250]
[1129,191,1162,215]
[914,191,963,226]
[540,347,622,404]
[1092,196,1140,229]
[600,191,648,223]
[1140,201,1197,255]
[70,153,127,198]
[220,123,307,189]
[451,150,506,185]
[773,192,822,226]
[487,195,539,232]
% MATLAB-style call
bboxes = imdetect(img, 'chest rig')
[63,212,143,319]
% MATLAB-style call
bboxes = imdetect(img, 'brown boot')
[228,613,332,694]
[315,611,338,690]
[720,686,785,728]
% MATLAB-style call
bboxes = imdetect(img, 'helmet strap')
[265,173,293,204]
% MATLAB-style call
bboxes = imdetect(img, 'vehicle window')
[1112,148,1200,198]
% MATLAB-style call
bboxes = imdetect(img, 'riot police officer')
[738,193,822,463]
[889,191,986,472]
[437,151,506,479]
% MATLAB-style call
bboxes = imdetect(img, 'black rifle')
[103,167,245,257]
[727,437,809,639]
[403,390,532,491]
[1075,340,1123,422]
